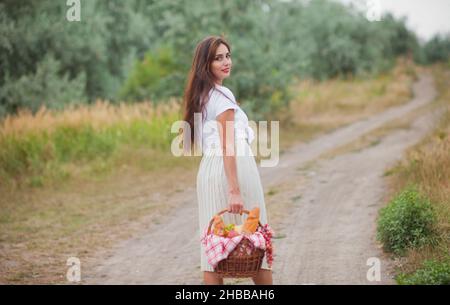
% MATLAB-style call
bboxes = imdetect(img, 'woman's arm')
[216,109,244,214]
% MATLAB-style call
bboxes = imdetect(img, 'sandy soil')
[82,73,442,284]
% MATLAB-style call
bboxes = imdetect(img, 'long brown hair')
[181,35,231,152]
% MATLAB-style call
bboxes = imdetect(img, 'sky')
[336,0,450,41]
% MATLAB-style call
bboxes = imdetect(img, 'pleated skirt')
[197,138,271,272]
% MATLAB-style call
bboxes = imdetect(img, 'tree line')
[1,0,449,120]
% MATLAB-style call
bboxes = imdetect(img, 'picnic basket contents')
[201,207,274,278]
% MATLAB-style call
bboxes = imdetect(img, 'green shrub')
[396,259,450,285]
[0,55,86,115]
[377,185,437,255]
[423,34,450,64]
[118,45,180,103]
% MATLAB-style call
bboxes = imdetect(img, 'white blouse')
[200,84,255,153]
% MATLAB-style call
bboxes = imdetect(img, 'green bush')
[423,34,450,64]
[0,55,86,115]
[118,45,182,103]
[396,259,450,285]
[377,185,437,255]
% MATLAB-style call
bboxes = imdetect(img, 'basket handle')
[207,208,263,235]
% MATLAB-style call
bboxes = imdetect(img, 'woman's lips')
[222,68,230,73]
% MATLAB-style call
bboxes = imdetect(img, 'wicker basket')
[206,208,265,278]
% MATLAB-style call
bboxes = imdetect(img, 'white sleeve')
[214,93,239,119]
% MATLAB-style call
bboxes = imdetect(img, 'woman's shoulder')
[202,85,239,119]
[213,84,237,104]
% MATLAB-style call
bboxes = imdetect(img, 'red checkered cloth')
[200,226,272,269]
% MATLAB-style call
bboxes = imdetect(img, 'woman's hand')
[228,189,244,214]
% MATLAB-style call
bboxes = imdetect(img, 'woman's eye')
[215,54,231,60]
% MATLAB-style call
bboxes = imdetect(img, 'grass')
[317,97,439,161]
[0,99,186,192]
[377,185,438,256]
[277,58,417,152]
[396,258,450,285]
[380,63,450,284]
[0,58,422,284]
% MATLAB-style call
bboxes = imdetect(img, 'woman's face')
[210,43,232,84]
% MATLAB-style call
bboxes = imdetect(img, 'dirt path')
[83,73,441,284]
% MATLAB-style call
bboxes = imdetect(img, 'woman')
[182,35,273,285]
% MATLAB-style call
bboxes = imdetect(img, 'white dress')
[196,84,271,272]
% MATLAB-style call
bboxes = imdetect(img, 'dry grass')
[0,99,180,136]
[0,98,185,192]
[279,58,417,152]
[317,96,439,161]
[382,63,450,275]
